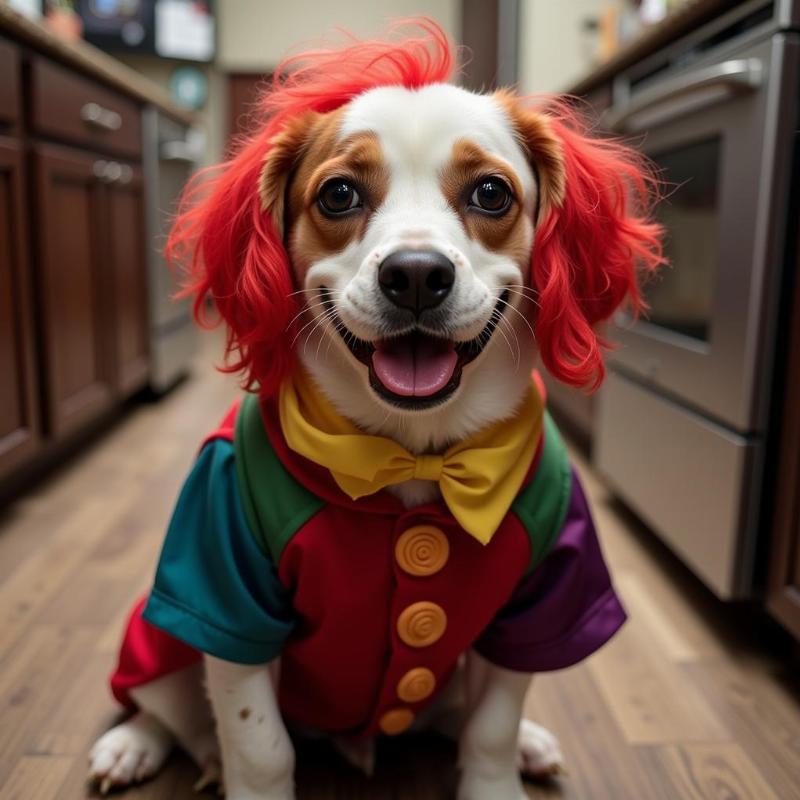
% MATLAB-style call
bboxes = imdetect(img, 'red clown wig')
[166,18,663,396]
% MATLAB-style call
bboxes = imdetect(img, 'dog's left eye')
[318,179,362,215]
[469,178,512,215]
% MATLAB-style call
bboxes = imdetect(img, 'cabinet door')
[0,139,39,475]
[105,167,149,396]
[34,145,112,438]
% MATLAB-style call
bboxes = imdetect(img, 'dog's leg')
[205,655,295,800]
[457,650,559,800]
[88,662,216,793]
[424,655,565,786]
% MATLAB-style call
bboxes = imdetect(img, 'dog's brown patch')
[258,106,389,284]
[441,139,531,267]
[239,707,251,720]
[494,90,566,222]
[288,130,389,277]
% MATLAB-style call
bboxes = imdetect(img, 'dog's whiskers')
[292,306,337,350]
[504,285,541,309]
[301,308,339,357]
[285,298,336,333]
[492,313,520,369]
[496,296,537,344]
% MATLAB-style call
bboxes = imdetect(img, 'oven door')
[603,33,797,433]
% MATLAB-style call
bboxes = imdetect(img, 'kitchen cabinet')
[0,6,196,499]
[33,145,113,439]
[0,138,39,477]
[106,166,149,395]
[33,145,150,439]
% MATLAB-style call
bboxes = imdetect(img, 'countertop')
[0,3,195,125]
[567,0,748,95]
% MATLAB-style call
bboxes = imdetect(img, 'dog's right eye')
[318,179,362,215]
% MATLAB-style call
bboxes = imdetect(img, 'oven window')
[645,137,721,342]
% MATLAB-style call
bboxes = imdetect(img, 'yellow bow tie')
[278,368,545,544]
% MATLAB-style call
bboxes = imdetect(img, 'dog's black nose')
[378,250,455,314]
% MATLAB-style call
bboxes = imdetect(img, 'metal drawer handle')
[93,160,133,185]
[603,58,763,131]
[81,102,123,132]
[160,140,196,163]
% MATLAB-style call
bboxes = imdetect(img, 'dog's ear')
[166,112,322,396]
[496,91,566,225]
[501,94,664,390]
[258,111,321,239]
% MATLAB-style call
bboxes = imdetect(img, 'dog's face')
[260,84,565,446]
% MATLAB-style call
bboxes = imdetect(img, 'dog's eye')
[318,179,362,215]
[469,178,512,215]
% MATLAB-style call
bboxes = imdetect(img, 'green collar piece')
[511,412,573,574]
[234,392,324,563]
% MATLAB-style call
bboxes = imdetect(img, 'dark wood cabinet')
[0,17,194,500]
[33,143,149,439]
[34,145,114,438]
[105,167,149,396]
[0,138,39,477]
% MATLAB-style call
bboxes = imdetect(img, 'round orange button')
[397,667,436,703]
[395,526,449,577]
[379,708,414,735]
[397,601,447,648]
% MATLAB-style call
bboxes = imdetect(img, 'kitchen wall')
[518,0,617,93]
[121,0,460,166]
[217,0,460,72]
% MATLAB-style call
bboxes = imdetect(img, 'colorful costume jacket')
[111,386,626,738]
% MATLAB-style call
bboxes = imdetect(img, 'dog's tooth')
[99,776,113,795]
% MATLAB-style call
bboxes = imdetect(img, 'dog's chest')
[385,479,442,508]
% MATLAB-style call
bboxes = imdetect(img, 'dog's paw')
[88,713,173,794]
[516,718,565,780]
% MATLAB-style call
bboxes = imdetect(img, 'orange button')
[379,707,414,735]
[397,601,447,648]
[395,525,449,577]
[397,667,436,703]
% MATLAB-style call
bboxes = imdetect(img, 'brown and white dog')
[89,21,662,800]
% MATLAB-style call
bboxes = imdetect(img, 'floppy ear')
[166,114,319,396]
[505,98,664,390]
[258,111,320,239]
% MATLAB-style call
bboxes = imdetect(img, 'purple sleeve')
[474,469,626,672]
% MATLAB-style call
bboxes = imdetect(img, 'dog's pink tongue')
[372,336,458,397]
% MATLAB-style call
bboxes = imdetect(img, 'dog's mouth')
[319,289,509,410]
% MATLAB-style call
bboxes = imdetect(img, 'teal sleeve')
[142,438,295,664]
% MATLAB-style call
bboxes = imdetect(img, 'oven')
[593,1,800,598]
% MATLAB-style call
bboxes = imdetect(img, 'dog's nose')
[378,250,455,314]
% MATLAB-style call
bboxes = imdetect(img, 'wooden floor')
[1,336,799,800]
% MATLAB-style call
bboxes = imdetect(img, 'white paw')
[516,719,565,779]
[88,713,173,793]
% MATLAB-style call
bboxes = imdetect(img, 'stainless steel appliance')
[142,107,201,392]
[595,0,800,598]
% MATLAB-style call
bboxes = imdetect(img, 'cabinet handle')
[93,159,109,179]
[80,102,123,132]
[117,164,133,185]
[93,161,134,185]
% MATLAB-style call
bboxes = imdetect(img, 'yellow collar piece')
[278,368,545,545]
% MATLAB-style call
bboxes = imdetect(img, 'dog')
[89,19,662,800]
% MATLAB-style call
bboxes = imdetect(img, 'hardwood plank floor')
[1,334,799,799]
